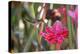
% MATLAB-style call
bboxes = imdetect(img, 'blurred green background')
[10,1,77,52]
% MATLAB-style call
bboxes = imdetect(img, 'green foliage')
[11,2,77,52]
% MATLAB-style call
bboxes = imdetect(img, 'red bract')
[58,6,66,15]
[58,6,67,25]
[40,20,68,45]
[68,6,78,26]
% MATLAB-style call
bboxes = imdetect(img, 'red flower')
[68,6,78,27]
[40,20,68,45]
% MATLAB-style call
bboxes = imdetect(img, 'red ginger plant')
[40,20,68,49]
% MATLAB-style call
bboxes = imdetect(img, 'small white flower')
[36,24,39,28]
[39,8,44,20]
[38,6,41,12]
[44,19,48,23]
[19,19,24,29]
